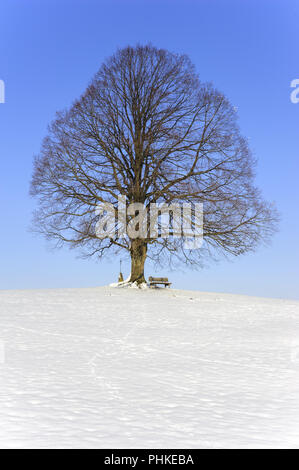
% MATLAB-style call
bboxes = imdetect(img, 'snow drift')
[0,286,299,448]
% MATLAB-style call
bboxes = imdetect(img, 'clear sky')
[0,0,298,299]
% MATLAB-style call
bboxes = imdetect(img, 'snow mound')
[0,286,299,449]
[109,280,148,289]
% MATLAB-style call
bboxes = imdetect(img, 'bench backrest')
[149,276,169,282]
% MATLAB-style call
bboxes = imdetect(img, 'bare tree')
[30,45,278,285]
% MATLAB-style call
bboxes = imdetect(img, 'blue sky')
[0,0,298,298]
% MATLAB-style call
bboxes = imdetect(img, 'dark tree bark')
[130,240,147,284]
[30,45,278,286]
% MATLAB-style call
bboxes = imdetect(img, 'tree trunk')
[129,239,147,285]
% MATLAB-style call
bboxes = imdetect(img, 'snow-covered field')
[0,286,299,449]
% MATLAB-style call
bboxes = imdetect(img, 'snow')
[109,280,148,289]
[0,286,299,449]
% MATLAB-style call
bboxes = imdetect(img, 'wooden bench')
[148,276,171,288]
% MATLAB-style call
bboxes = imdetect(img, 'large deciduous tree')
[30,45,278,285]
